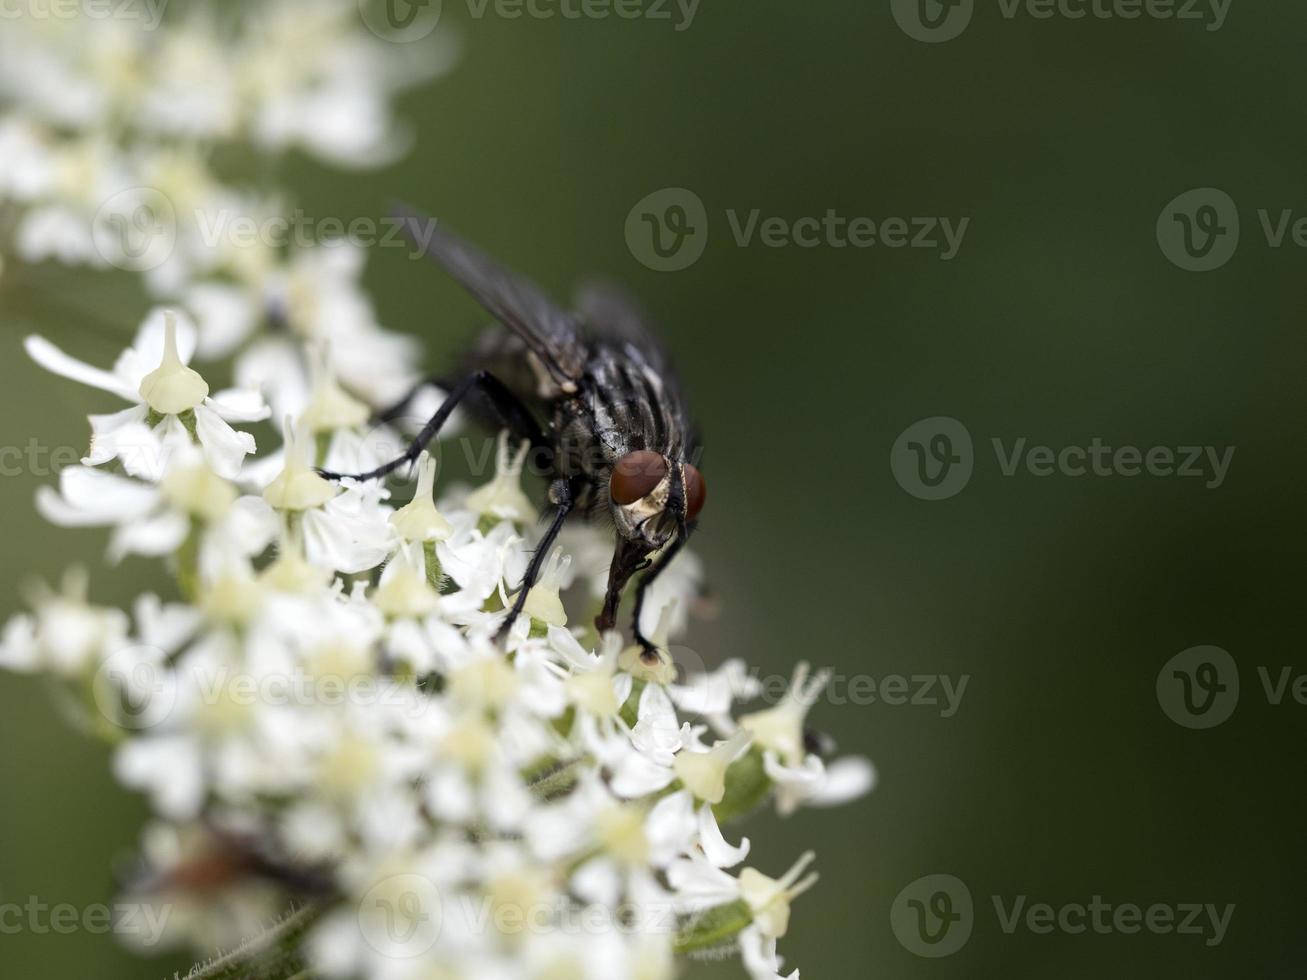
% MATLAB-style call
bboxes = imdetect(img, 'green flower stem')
[618,678,647,729]
[423,541,443,589]
[178,903,325,980]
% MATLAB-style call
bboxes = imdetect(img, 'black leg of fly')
[319,370,564,641]
[318,370,548,483]
[630,527,688,660]
[373,372,551,455]
[497,478,575,642]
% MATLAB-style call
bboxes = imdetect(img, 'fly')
[319,209,707,656]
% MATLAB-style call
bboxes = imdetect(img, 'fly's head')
[596,449,706,636]
[607,449,706,553]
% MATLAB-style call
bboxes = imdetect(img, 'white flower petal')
[303,490,396,575]
[645,789,697,869]
[132,594,202,655]
[218,495,281,556]
[739,925,797,980]
[186,282,258,359]
[193,403,255,479]
[697,802,751,869]
[35,466,160,526]
[0,614,39,673]
[113,736,206,820]
[666,854,740,912]
[109,511,190,561]
[206,388,271,423]
[24,335,138,400]
[807,756,876,808]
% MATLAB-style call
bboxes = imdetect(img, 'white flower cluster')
[0,5,873,979]
[0,0,452,419]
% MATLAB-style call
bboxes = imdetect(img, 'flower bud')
[508,548,569,628]
[262,416,339,511]
[465,430,534,524]
[674,729,752,805]
[138,310,209,415]
[300,343,369,433]
[739,662,830,767]
[390,452,452,543]
[739,851,819,939]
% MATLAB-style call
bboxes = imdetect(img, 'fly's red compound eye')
[683,463,707,521]
[610,450,668,505]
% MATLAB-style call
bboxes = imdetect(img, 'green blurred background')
[2,1,1305,976]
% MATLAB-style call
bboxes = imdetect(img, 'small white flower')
[506,547,570,630]
[764,751,877,816]
[4,568,129,676]
[373,542,440,619]
[465,430,535,525]
[670,658,763,735]
[25,309,268,479]
[673,728,753,806]
[299,343,371,434]
[739,661,831,768]
[389,452,452,544]
[262,416,339,511]
[739,851,821,939]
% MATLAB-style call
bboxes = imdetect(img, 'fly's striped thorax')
[581,342,686,462]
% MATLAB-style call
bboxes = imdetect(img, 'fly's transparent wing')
[394,205,586,388]
[575,279,670,372]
